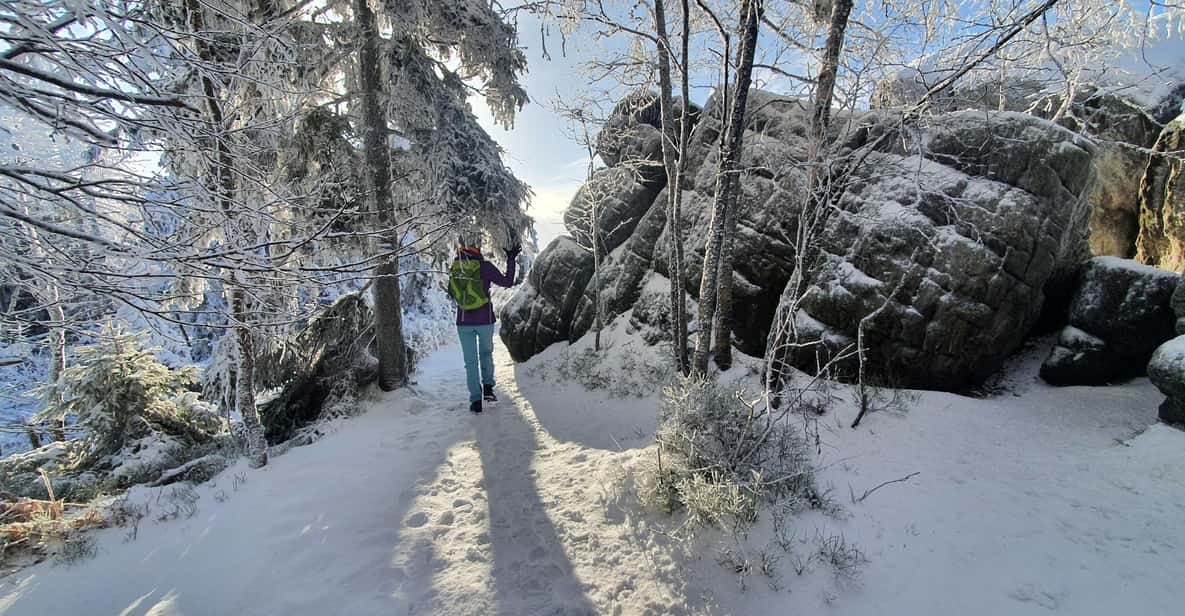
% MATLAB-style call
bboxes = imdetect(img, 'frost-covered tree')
[294,0,534,390]
[654,0,693,375]
[1,0,533,461]
[692,0,762,376]
[30,324,221,469]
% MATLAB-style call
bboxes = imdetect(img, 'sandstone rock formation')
[1136,112,1185,271]
[874,73,1160,260]
[786,111,1095,389]
[1039,257,1180,385]
[502,90,1099,391]
[1148,336,1185,425]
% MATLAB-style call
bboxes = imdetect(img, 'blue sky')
[473,13,598,250]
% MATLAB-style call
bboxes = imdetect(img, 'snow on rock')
[1041,257,1180,386]
[506,89,1101,392]
[499,236,594,363]
[1147,334,1185,425]
[871,73,1162,260]
[784,111,1095,390]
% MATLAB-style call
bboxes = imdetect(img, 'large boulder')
[653,90,814,356]
[499,236,595,362]
[785,112,1095,389]
[1040,257,1180,385]
[563,166,665,254]
[1148,336,1185,425]
[1135,112,1185,270]
[1070,94,1161,258]
[594,89,700,173]
[504,90,1099,393]
[873,75,1160,259]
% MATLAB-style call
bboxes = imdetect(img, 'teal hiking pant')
[457,324,495,402]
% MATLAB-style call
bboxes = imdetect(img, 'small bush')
[30,324,224,470]
[54,533,97,565]
[816,531,866,581]
[639,375,821,535]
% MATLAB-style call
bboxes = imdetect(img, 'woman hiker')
[450,241,521,413]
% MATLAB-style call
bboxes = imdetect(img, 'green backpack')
[448,260,489,310]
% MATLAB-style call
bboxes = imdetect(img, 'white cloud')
[527,180,582,249]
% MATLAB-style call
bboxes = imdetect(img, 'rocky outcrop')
[500,236,595,362]
[787,111,1095,389]
[563,167,664,254]
[873,74,1160,259]
[1040,257,1180,385]
[1136,112,1185,270]
[503,90,1099,391]
[1148,336,1185,425]
[1070,95,1161,258]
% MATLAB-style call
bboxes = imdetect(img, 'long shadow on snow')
[509,362,657,452]
[475,399,598,615]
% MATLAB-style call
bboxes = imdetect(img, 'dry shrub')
[638,375,823,535]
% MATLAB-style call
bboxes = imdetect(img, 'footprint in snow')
[1008,583,1061,610]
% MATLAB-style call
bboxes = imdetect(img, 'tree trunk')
[711,180,738,370]
[654,0,689,374]
[18,198,69,440]
[232,284,268,467]
[806,0,852,187]
[48,298,67,442]
[593,196,603,352]
[186,0,268,465]
[674,0,691,374]
[691,0,761,376]
[765,0,852,402]
[354,0,408,391]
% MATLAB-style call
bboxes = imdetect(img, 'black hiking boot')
[469,400,482,414]
[483,384,497,403]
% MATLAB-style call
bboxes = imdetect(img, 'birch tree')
[691,0,762,376]
[654,0,693,374]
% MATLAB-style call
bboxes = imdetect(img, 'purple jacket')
[456,255,517,326]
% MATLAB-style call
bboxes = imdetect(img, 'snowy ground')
[0,333,1182,615]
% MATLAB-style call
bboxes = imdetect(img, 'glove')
[505,242,522,258]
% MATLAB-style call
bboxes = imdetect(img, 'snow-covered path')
[1,334,1184,616]
[0,340,692,616]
